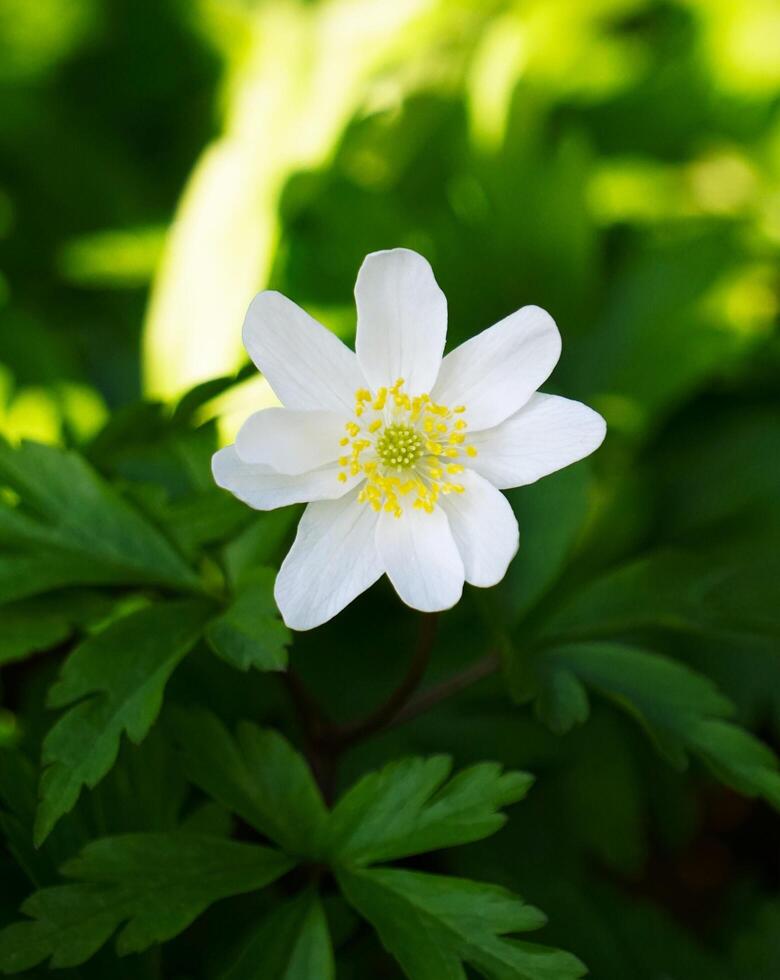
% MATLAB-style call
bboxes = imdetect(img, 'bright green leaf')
[325,756,532,866]
[35,599,214,845]
[338,867,586,980]
[0,834,293,972]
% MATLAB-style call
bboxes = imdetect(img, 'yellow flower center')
[336,378,477,517]
[375,424,424,468]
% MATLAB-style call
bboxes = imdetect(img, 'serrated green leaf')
[338,867,586,980]
[171,712,530,866]
[325,756,532,866]
[220,890,334,980]
[35,600,214,845]
[546,642,732,738]
[205,569,290,671]
[0,834,293,972]
[169,708,328,857]
[532,642,780,808]
[0,439,200,601]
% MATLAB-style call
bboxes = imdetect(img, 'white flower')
[213,249,606,630]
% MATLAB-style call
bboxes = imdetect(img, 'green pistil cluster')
[376,424,424,469]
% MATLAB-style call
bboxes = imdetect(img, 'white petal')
[468,393,607,490]
[355,249,447,394]
[432,305,561,431]
[274,490,383,630]
[212,445,357,510]
[376,505,464,613]
[235,408,345,475]
[243,291,365,414]
[438,470,519,588]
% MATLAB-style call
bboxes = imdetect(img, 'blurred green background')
[1,0,779,977]
[2,0,778,440]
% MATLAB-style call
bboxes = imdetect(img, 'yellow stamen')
[336,379,473,517]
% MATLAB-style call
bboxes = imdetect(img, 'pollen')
[338,380,475,518]
[376,424,424,468]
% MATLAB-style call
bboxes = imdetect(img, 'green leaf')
[0,438,199,601]
[0,591,114,666]
[0,834,293,972]
[223,509,300,588]
[169,708,328,857]
[534,668,590,736]
[205,569,290,671]
[171,714,530,865]
[158,489,250,556]
[171,367,253,426]
[325,756,532,866]
[337,867,586,980]
[543,548,780,642]
[220,890,334,980]
[528,642,780,808]
[35,599,214,845]
[687,720,780,809]
[503,465,593,622]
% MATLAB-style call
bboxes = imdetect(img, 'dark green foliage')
[0,440,200,600]
[169,709,329,858]
[338,868,586,980]
[0,592,113,667]
[323,755,532,865]
[0,729,564,977]
[35,600,215,844]
[510,642,780,807]
[218,890,334,980]
[205,569,291,672]
[0,835,293,970]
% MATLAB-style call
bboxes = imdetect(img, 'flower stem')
[282,614,500,803]
[328,612,438,749]
[384,650,500,731]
